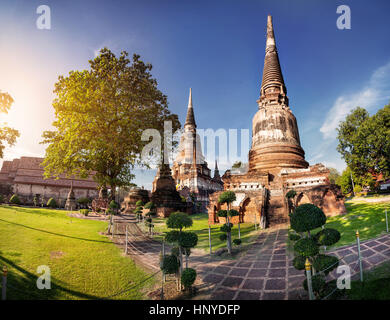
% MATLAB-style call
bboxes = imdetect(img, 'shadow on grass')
[0,255,101,300]
[0,218,111,244]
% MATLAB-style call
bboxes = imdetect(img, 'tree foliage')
[41,48,180,199]
[337,105,390,180]
[0,91,20,159]
[166,212,193,231]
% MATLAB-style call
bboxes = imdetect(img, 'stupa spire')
[259,15,288,106]
[185,88,196,128]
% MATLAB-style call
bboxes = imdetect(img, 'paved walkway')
[113,215,390,300]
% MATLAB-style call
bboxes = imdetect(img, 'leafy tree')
[0,91,20,158]
[218,191,239,254]
[289,203,342,298]
[41,48,180,200]
[327,168,340,184]
[337,105,390,181]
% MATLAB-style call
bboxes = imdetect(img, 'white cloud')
[320,61,390,140]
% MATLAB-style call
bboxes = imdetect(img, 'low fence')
[305,227,388,300]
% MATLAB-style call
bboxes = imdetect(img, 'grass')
[298,199,390,248]
[0,205,155,300]
[146,212,261,253]
[346,261,390,300]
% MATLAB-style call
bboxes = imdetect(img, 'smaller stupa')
[65,181,77,210]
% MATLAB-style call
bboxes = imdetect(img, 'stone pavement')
[113,215,390,300]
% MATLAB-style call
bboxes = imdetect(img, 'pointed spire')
[213,160,221,181]
[185,88,196,128]
[260,15,286,97]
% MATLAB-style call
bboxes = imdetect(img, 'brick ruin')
[0,156,98,207]
[207,15,346,227]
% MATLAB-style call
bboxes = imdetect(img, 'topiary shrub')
[167,212,193,230]
[220,223,233,233]
[10,194,21,205]
[290,203,326,233]
[47,198,57,208]
[161,255,180,274]
[312,254,339,275]
[289,203,342,299]
[181,268,197,290]
[293,255,306,270]
[233,239,242,246]
[303,273,326,294]
[294,238,319,257]
[289,233,301,241]
[219,233,227,241]
[79,209,90,216]
[135,200,144,207]
[165,230,180,243]
[179,232,198,249]
[314,228,341,246]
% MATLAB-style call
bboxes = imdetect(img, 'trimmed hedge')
[165,230,180,243]
[292,255,306,270]
[179,232,198,248]
[79,209,90,216]
[294,238,319,257]
[290,204,326,232]
[166,212,193,230]
[314,228,341,246]
[181,268,197,289]
[233,239,242,246]
[161,255,179,274]
[219,234,227,241]
[313,254,339,275]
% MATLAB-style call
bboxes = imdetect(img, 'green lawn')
[347,261,390,300]
[0,205,155,300]
[146,212,261,253]
[301,199,390,248]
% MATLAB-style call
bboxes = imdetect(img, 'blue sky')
[1,0,390,190]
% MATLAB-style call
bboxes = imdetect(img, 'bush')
[77,197,90,205]
[217,210,228,217]
[233,239,242,246]
[47,198,57,208]
[0,194,4,204]
[135,200,144,206]
[166,212,192,230]
[229,209,239,217]
[292,255,306,270]
[290,204,326,233]
[181,268,197,290]
[179,232,198,248]
[220,223,233,233]
[314,228,341,246]
[9,194,21,205]
[303,273,326,293]
[79,209,90,216]
[109,200,119,210]
[144,201,155,210]
[165,230,180,243]
[354,185,362,194]
[289,233,301,241]
[294,238,319,257]
[219,234,227,241]
[218,191,236,204]
[161,255,179,274]
[171,246,180,257]
[313,254,339,275]
[286,189,297,199]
